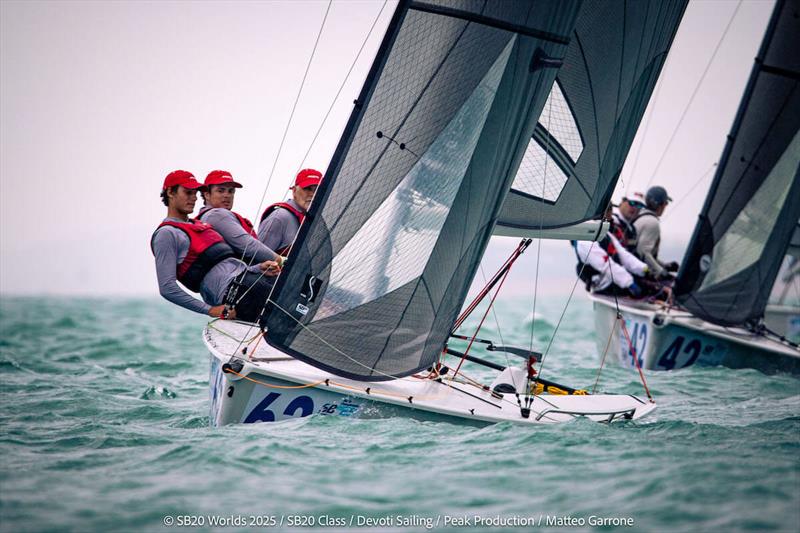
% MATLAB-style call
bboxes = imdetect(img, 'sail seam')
[408,1,571,44]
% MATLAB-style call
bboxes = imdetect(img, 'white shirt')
[574,234,648,292]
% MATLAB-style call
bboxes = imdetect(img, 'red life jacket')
[151,219,235,292]
[260,202,305,225]
[197,206,257,237]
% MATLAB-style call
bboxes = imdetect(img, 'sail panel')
[495,0,687,231]
[674,0,800,327]
[263,0,581,380]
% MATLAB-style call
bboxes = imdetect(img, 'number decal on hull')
[625,322,647,368]
[244,393,315,424]
[657,336,702,370]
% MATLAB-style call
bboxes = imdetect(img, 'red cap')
[204,170,243,188]
[163,170,204,191]
[294,168,322,189]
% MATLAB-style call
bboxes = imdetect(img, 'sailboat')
[590,0,800,374]
[204,0,687,426]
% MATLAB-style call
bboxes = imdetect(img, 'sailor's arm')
[204,208,279,263]
[152,229,212,315]
[611,234,648,276]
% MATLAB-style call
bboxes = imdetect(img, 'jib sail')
[494,0,687,233]
[261,0,685,381]
[674,0,800,327]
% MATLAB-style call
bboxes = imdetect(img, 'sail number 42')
[657,335,703,370]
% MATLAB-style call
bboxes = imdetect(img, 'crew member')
[634,186,679,279]
[197,170,284,266]
[151,170,280,322]
[258,168,322,255]
[573,233,649,298]
[611,193,644,252]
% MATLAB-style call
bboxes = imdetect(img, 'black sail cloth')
[495,0,687,231]
[262,0,686,381]
[674,0,800,327]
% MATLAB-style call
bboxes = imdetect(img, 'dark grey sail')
[261,0,683,381]
[494,0,687,232]
[674,0,800,327]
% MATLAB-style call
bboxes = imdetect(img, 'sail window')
[539,80,583,162]
[510,139,571,203]
[699,130,800,291]
[314,37,516,320]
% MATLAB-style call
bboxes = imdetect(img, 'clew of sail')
[261,0,685,381]
[674,0,800,327]
[494,0,687,233]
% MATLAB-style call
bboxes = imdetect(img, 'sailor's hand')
[209,305,236,319]
[260,260,282,276]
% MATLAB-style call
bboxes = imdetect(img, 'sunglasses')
[623,198,646,209]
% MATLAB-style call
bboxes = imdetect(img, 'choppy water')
[1,295,798,533]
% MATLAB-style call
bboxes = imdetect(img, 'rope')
[223,364,451,402]
[643,0,743,190]
[603,243,655,403]
[618,314,654,402]
[592,316,618,394]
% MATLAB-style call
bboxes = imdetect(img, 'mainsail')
[495,0,687,232]
[262,0,686,381]
[674,0,800,327]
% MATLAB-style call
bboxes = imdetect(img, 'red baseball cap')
[163,170,204,191]
[204,170,243,188]
[295,168,322,189]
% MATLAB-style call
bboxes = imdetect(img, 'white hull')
[764,304,800,343]
[204,320,656,427]
[590,295,800,374]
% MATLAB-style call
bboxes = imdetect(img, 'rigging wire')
[222,1,333,357]
[623,69,667,195]
[250,0,333,227]
[223,1,387,353]
[642,0,743,191]
[532,241,595,391]
[661,161,717,221]
[297,0,389,172]
[526,87,553,407]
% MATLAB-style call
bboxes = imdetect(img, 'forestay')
[262,0,583,380]
[674,0,800,327]
[495,0,687,232]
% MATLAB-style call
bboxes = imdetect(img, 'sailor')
[197,170,284,266]
[611,193,645,252]
[572,232,648,297]
[151,170,280,321]
[258,168,322,255]
[633,186,679,279]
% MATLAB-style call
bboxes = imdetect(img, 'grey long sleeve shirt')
[633,210,668,277]
[197,208,278,263]
[257,198,302,253]
[152,217,255,315]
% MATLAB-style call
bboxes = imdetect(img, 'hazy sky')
[0,0,774,297]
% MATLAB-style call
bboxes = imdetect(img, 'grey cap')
[645,186,673,208]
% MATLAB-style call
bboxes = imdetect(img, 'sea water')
[1,296,798,532]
